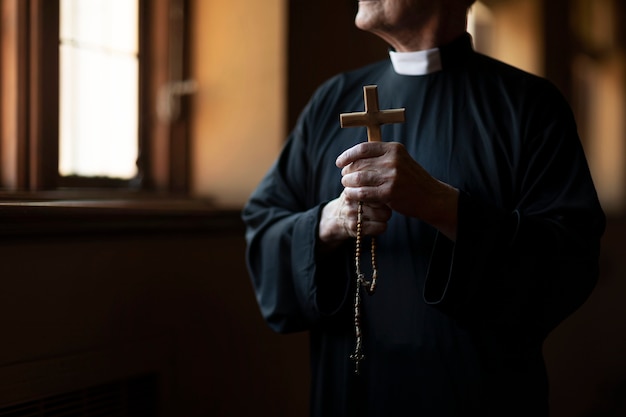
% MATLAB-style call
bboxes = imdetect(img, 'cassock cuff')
[291,203,351,321]
[313,203,352,318]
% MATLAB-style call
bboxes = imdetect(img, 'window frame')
[0,0,191,195]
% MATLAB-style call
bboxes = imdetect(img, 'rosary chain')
[349,201,378,375]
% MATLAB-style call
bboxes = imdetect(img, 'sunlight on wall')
[467,1,494,54]
[190,0,286,207]
[469,0,543,76]
[571,0,626,214]
[574,55,626,214]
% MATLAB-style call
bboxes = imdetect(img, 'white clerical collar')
[389,47,442,76]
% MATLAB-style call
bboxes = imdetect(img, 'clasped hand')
[318,141,459,249]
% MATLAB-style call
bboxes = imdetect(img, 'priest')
[242,0,605,415]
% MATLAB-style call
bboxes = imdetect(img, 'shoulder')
[309,60,390,105]
[470,53,567,107]
[469,53,575,130]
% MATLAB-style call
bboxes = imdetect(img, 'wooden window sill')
[0,193,243,237]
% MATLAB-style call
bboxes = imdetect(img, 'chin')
[355,3,381,31]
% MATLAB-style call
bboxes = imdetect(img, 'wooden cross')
[340,85,405,142]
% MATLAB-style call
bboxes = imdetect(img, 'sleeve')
[423,82,606,338]
[242,90,352,334]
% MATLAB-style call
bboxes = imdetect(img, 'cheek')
[388,0,430,27]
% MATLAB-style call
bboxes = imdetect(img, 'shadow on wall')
[545,216,626,417]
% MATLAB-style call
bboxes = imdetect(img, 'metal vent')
[0,374,158,417]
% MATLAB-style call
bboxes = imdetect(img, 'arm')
[242,85,355,333]
[243,144,353,334]
[423,91,605,336]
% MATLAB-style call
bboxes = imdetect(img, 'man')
[243,0,605,415]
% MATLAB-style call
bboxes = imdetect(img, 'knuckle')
[356,188,368,201]
[389,142,405,153]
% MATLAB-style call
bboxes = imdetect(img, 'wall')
[489,0,544,76]
[189,0,286,207]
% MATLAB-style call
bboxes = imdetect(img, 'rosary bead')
[351,201,379,374]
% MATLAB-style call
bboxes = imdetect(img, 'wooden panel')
[143,0,191,193]
[542,0,573,101]
[29,0,59,190]
[287,1,388,131]
[1,0,30,189]
[0,230,309,417]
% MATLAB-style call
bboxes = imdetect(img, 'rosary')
[340,85,405,374]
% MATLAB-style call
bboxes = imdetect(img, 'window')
[0,0,192,194]
[59,0,139,180]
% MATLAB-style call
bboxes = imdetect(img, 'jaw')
[355,0,385,32]
[354,0,468,52]
[355,0,415,51]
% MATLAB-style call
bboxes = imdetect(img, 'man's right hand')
[318,190,392,250]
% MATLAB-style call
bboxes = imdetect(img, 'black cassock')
[242,34,605,417]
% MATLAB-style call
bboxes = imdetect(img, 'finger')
[362,204,393,222]
[339,198,390,236]
[360,219,389,236]
[336,142,386,168]
[342,186,382,203]
[341,215,388,237]
[337,195,359,238]
[358,205,392,229]
[341,170,382,188]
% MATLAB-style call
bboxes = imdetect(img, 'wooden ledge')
[0,196,244,238]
